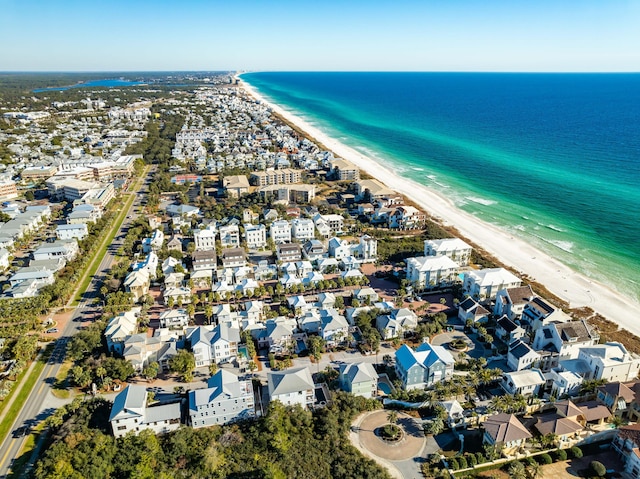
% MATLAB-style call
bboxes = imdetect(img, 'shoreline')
[238,77,640,337]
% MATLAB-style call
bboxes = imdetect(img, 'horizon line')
[1,70,640,75]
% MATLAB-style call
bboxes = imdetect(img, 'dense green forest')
[34,393,390,479]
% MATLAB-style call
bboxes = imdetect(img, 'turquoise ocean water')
[242,72,640,303]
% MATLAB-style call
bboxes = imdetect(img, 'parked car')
[45,328,58,334]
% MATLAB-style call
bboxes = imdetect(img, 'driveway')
[350,410,427,479]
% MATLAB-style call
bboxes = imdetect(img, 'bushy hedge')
[538,453,553,465]
[570,446,583,458]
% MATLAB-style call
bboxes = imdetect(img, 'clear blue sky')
[1,0,639,72]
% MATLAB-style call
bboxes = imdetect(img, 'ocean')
[242,72,640,303]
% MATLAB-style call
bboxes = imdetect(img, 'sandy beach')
[239,79,640,338]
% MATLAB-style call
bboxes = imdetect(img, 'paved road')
[0,168,153,478]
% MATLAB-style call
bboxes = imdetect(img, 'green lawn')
[0,346,52,445]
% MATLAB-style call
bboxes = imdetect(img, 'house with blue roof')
[394,342,455,390]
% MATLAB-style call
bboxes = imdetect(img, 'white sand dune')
[239,79,640,337]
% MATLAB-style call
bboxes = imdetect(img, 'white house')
[292,218,315,240]
[194,225,217,251]
[159,308,189,329]
[188,324,240,367]
[188,369,255,428]
[463,268,522,301]
[105,307,140,355]
[269,220,292,244]
[109,385,181,438]
[32,240,79,262]
[55,223,88,241]
[578,342,640,383]
[219,224,240,248]
[244,223,267,249]
[507,339,542,371]
[142,229,164,253]
[406,255,458,290]
[501,368,546,396]
[268,367,315,409]
[0,248,10,271]
[424,238,472,266]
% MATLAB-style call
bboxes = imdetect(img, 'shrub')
[458,456,468,469]
[570,446,583,458]
[449,458,459,470]
[475,453,486,465]
[525,457,536,467]
[555,449,567,461]
[467,454,477,467]
[538,453,553,465]
[590,461,606,477]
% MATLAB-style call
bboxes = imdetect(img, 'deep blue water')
[243,72,640,303]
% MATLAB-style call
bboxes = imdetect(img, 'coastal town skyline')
[2,0,639,72]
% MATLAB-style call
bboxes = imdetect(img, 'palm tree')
[387,410,398,425]
[527,462,542,479]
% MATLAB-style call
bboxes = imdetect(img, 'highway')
[0,167,152,478]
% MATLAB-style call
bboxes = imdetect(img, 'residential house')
[520,297,571,332]
[597,381,638,419]
[109,385,181,438]
[191,249,217,271]
[163,287,191,306]
[578,342,640,383]
[424,238,472,266]
[142,229,164,253]
[223,175,250,197]
[458,298,490,324]
[270,220,292,244]
[194,225,217,251]
[353,287,379,304]
[244,223,267,249]
[406,255,458,290]
[547,367,584,398]
[496,316,527,343]
[276,243,302,263]
[32,240,79,262]
[302,239,326,262]
[533,400,585,447]
[188,369,255,428]
[395,342,455,390]
[463,268,522,302]
[377,308,419,340]
[338,362,378,398]
[357,235,378,262]
[268,367,315,409]
[483,413,532,455]
[507,339,542,371]
[292,218,315,240]
[501,368,546,396]
[219,224,240,248]
[221,248,246,268]
[532,320,599,370]
[613,424,640,478]
[320,309,349,346]
[188,324,240,367]
[493,285,535,320]
[55,223,88,241]
[105,308,140,354]
[123,269,150,302]
[159,309,189,329]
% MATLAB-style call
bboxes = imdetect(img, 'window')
[117,425,127,431]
